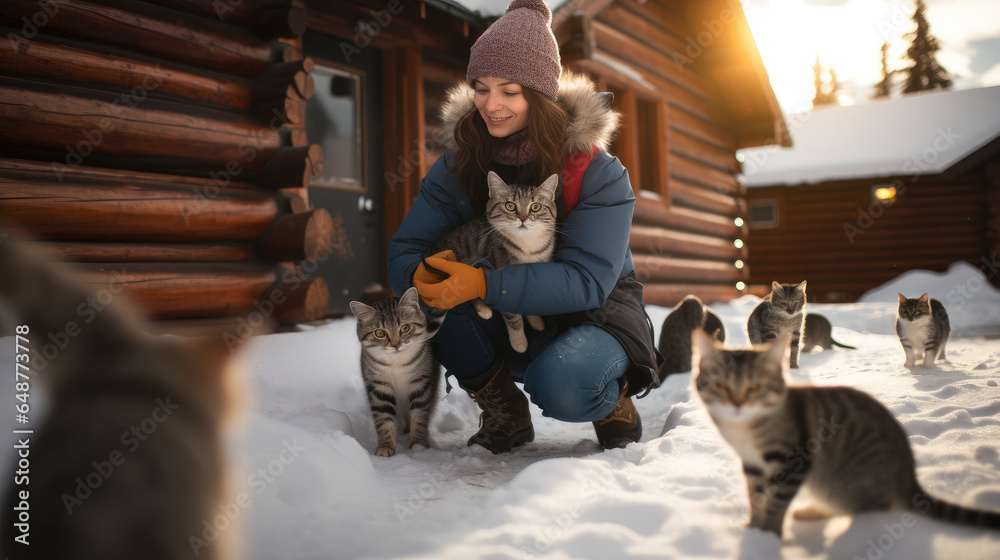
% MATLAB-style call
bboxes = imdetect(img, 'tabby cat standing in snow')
[0,236,245,560]
[692,330,1000,536]
[425,170,560,352]
[350,287,443,457]
[895,293,950,368]
[747,281,807,368]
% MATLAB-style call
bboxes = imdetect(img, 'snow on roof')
[739,85,1000,187]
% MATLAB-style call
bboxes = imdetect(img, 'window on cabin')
[306,63,365,191]
[606,87,669,203]
[748,199,778,228]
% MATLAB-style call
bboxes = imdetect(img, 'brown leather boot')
[463,365,534,454]
[593,376,642,449]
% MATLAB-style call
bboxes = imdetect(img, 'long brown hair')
[451,86,569,215]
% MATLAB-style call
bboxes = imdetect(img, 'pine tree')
[873,42,893,98]
[901,0,952,93]
[812,56,840,107]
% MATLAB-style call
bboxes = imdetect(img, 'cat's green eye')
[504,202,517,212]
[713,381,727,390]
[748,383,761,391]
[529,202,541,212]
[400,325,411,334]
[374,329,386,338]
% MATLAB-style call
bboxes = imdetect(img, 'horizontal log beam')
[0,176,279,242]
[629,225,737,260]
[260,209,333,263]
[31,241,256,262]
[0,29,255,110]
[2,0,273,77]
[633,254,742,283]
[634,199,739,237]
[272,277,329,324]
[0,76,282,173]
[70,262,278,320]
[643,282,743,308]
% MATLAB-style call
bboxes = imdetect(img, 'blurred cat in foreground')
[0,234,247,560]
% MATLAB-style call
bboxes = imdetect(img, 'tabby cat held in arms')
[350,287,443,457]
[428,171,559,353]
[895,293,950,368]
[692,330,999,537]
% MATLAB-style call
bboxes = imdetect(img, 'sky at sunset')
[741,0,1000,112]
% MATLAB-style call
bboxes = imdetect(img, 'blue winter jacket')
[387,149,636,316]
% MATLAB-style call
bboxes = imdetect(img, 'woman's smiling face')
[473,77,529,138]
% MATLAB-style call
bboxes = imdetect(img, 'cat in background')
[427,171,559,352]
[896,293,950,368]
[0,235,245,560]
[801,313,856,352]
[747,281,807,368]
[657,294,726,378]
[692,330,1000,537]
[350,287,443,457]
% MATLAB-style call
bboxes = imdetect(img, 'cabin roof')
[740,85,1000,187]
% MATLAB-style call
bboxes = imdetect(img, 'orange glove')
[413,250,456,285]
[413,256,487,309]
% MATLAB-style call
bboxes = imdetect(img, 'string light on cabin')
[736,281,746,291]
[735,260,744,269]
[734,239,744,249]
[734,217,744,227]
[873,185,897,204]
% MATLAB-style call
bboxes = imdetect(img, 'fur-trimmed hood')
[438,71,621,156]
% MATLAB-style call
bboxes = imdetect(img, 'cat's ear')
[398,286,422,309]
[918,293,929,302]
[898,293,907,304]
[486,171,507,199]
[796,280,807,292]
[349,300,376,321]
[539,173,559,201]
[771,281,782,292]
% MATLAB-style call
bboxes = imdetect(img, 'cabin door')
[303,32,384,315]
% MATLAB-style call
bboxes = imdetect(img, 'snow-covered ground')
[235,262,1000,560]
[3,262,1000,559]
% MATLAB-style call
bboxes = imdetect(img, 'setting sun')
[742,0,1000,112]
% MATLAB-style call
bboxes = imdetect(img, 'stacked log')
[0,0,329,324]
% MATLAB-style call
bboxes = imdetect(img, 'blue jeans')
[431,303,628,422]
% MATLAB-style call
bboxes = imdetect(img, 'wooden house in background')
[302,0,789,311]
[1,0,331,325]
[1,0,787,322]
[741,85,1000,303]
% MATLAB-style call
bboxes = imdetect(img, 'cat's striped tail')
[914,490,1000,529]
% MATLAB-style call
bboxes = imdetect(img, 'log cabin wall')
[0,0,333,325]
[745,172,994,303]
[553,0,783,307]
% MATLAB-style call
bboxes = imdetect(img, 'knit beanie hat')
[466,0,561,101]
